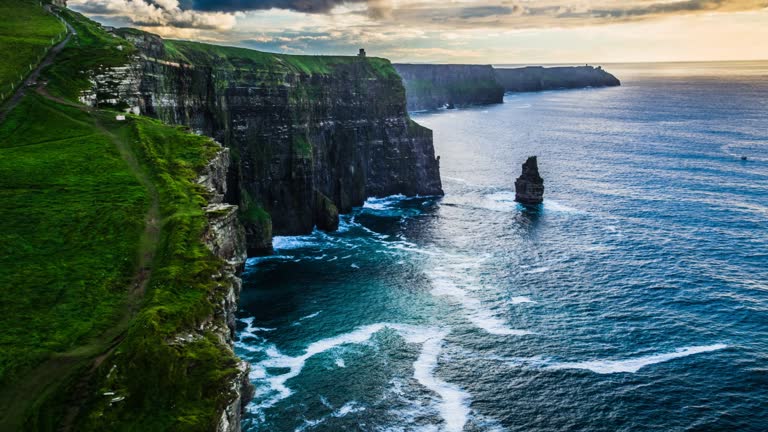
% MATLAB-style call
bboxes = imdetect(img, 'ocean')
[235,61,768,431]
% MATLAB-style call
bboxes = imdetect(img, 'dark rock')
[315,192,339,231]
[495,66,620,92]
[393,64,504,111]
[515,156,544,205]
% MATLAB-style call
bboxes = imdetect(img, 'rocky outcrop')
[495,66,620,92]
[393,64,504,111]
[83,31,443,254]
[198,146,254,432]
[514,156,544,205]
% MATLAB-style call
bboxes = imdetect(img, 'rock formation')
[515,156,544,205]
[495,66,620,92]
[81,31,443,254]
[393,64,504,111]
[198,147,254,432]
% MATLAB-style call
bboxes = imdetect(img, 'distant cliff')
[494,66,620,92]
[393,64,504,111]
[393,64,619,111]
[82,30,443,254]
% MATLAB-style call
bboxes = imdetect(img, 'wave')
[547,344,727,374]
[300,311,321,321]
[510,296,536,304]
[238,317,276,337]
[272,235,320,250]
[363,194,408,210]
[480,191,587,216]
[245,255,293,265]
[522,266,550,275]
[295,400,367,432]
[410,331,470,432]
[544,200,587,215]
[429,273,533,336]
[246,323,471,432]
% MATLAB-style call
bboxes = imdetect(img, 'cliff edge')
[393,63,504,111]
[495,65,620,92]
[82,31,443,254]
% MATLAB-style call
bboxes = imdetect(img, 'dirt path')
[0,10,163,431]
[0,6,75,123]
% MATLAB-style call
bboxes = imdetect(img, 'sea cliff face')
[81,31,443,254]
[495,66,621,92]
[393,63,504,111]
[199,147,254,432]
[392,64,619,112]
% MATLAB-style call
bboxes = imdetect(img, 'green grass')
[2,10,239,429]
[0,96,239,431]
[0,94,148,386]
[0,0,65,100]
[163,39,399,79]
[43,8,136,101]
[67,115,239,431]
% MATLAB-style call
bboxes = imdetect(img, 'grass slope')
[0,94,147,386]
[1,9,239,431]
[68,115,239,431]
[44,8,135,102]
[0,0,65,101]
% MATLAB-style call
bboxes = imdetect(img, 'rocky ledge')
[198,146,254,431]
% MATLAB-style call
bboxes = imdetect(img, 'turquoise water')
[236,62,768,431]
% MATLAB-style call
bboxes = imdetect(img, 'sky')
[68,0,768,63]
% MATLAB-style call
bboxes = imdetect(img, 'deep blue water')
[236,62,768,431]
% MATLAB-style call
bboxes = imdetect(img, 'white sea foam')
[443,176,473,185]
[299,311,322,321]
[548,344,727,374]
[335,358,346,368]
[363,194,407,210]
[332,401,365,417]
[481,191,519,212]
[509,296,536,304]
[429,275,533,336]
[239,317,276,336]
[247,323,471,432]
[544,200,586,214]
[351,263,360,269]
[410,331,471,432]
[272,236,318,250]
[522,267,550,275]
[246,255,294,265]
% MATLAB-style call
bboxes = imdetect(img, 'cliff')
[393,63,504,111]
[82,31,443,254]
[495,65,620,92]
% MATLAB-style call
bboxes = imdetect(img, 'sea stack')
[515,156,545,204]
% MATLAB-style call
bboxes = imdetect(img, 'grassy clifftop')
[0,0,65,101]
[162,39,400,79]
[0,9,241,431]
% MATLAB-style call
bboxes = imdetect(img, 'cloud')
[70,0,238,30]
[184,0,369,13]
